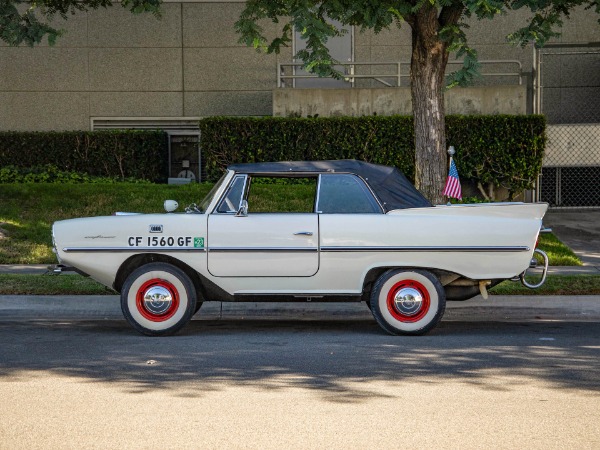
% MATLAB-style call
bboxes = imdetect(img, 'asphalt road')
[1,296,599,449]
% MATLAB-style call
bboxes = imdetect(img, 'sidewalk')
[545,209,600,266]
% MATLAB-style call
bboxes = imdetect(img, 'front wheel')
[121,262,197,336]
[370,269,446,335]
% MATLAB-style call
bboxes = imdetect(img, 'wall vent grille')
[91,117,201,132]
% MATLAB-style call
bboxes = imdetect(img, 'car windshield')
[198,172,228,212]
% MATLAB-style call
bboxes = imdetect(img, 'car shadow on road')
[0,319,598,402]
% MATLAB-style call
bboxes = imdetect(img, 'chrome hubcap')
[393,287,423,317]
[142,286,173,316]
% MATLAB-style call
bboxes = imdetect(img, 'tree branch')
[439,3,464,27]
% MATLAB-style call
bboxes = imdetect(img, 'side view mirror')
[164,200,179,213]
[236,200,248,217]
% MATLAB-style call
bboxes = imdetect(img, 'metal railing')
[277,60,523,88]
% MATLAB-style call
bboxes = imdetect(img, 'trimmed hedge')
[0,130,169,182]
[200,115,545,199]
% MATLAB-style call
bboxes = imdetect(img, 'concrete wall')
[273,86,527,117]
[0,2,291,131]
[0,2,597,131]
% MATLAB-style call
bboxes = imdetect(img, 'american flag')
[442,157,462,200]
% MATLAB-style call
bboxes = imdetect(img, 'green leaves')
[199,115,546,201]
[464,0,504,18]
[0,0,162,46]
[446,45,481,88]
[236,0,399,78]
[0,1,61,46]
[235,0,598,87]
[0,130,169,182]
[507,10,563,47]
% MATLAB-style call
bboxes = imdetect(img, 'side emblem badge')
[149,225,163,233]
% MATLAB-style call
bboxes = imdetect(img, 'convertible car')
[51,160,548,336]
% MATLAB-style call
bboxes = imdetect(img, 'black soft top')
[227,160,432,211]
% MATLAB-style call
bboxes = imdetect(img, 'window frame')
[244,174,319,214]
[214,174,249,214]
[315,173,384,214]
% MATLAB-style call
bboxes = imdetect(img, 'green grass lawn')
[0,183,212,264]
[0,182,582,265]
[0,274,115,295]
[1,273,598,296]
[490,275,600,295]
[536,232,581,266]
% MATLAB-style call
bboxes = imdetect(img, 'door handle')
[293,231,313,236]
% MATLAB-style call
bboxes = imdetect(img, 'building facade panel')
[558,9,600,42]
[0,47,89,91]
[185,91,271,116]
[362,24,412,47]
[183,47,276,91]
[464,12,531,45]
[0,92,89,130]
[0,2,596,132]
[183,3,288,48]
[88,48,183,91]
[87,4,183,48]
[90,92,184,117]
[183,2,245,48]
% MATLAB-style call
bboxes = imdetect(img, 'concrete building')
[0,1,597,130]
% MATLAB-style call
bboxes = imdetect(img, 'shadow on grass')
[0,319,598,401]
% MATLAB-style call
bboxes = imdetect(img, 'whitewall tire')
[370,269,446,335]
[121,262,197,336]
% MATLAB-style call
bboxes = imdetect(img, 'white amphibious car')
[52,160,548,336]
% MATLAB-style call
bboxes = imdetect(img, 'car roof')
[227,160,432,211]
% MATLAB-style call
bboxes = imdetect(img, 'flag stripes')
[443,157,462,200]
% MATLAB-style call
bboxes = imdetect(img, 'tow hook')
[519,249,549,289]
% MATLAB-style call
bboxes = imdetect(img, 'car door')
[207,175,319,277]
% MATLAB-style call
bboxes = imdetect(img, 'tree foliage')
[0,0,161,46]
[235,0,597,203]
[235,0,599,87]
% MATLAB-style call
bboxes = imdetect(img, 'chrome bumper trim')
[520,249,549,289]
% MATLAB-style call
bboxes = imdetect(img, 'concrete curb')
[1,295,599,322]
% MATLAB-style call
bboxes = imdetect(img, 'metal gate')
[535,44,600,208]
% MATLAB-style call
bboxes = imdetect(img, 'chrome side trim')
[315,174,323,213]
[63,245,529,254]
[63,247,207,253]
[320,246,530,252]
[208,247,318,253]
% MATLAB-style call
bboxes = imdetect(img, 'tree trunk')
[409,7,451,205]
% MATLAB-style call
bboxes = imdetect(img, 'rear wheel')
[121,262,197,336]
[370,269,446,335]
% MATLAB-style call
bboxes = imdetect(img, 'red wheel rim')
[136,278,180,322]
[386,279,430,323]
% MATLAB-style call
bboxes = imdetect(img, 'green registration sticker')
[194,237,205,248]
